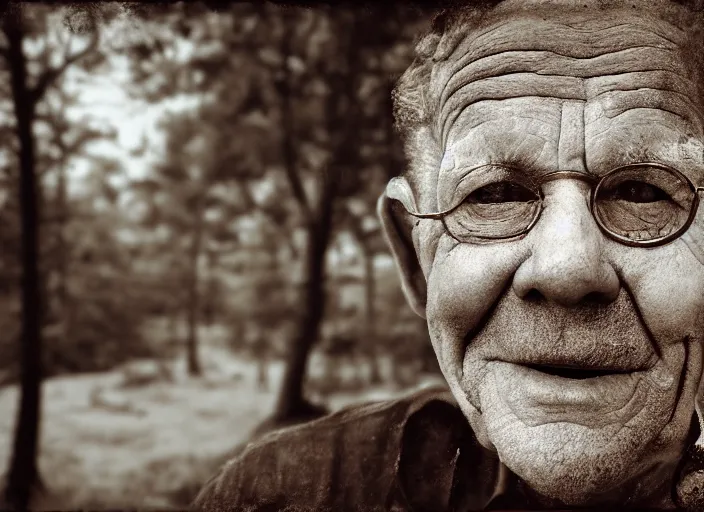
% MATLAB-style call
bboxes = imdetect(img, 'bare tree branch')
[30,29,98,104]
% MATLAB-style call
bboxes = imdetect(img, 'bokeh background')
[0,2,445,509]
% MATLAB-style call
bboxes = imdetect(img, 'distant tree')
[131,106,269,376]
[0,4,100,509]
[39,85,107,316]
[36,83,130,375]
[114,2,430,417]
[0,5,141,379]
[340,202,388,383]
[116,3,278,377]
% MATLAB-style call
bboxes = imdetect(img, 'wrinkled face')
[382,0,704,507]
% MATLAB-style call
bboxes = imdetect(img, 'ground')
[0,342,439,510]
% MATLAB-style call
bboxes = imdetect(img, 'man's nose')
[512,180,620,306]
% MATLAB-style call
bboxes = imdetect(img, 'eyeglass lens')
[442,164,698,244]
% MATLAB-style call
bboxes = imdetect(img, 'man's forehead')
[397,0,704,209]
[424,0,704,171]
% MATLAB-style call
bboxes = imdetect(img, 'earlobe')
[377,181,427,319]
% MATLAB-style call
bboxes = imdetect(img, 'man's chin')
[469,361,681,505]
[487,419,650,505]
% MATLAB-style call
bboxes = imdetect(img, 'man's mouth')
[484,361,648,426]
[522,363,635,380]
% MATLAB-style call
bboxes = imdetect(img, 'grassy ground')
[0,343,424,509]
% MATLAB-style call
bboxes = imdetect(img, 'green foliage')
[41,194,155,375]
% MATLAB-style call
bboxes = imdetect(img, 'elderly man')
[193,0,704,510]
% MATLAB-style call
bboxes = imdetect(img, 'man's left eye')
[610,180,669,203]
[466,182,537,204]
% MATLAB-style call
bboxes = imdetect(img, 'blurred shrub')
[44,308,152,377]
[119,360,174,388]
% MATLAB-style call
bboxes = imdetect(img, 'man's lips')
[520,362,641,380]
[484,361,649,427]
[486,355,655,380]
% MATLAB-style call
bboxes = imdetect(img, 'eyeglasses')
[400,162,704,248]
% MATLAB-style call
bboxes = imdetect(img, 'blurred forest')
[0,2,442,509]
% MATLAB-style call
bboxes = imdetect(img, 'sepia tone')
[1,1,704,511]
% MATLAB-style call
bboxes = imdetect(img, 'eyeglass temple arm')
[405,210,448,220]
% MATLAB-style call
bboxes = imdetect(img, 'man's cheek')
[413,220,444,278]
[681,210,704,266]
[425,240,529,347]
[617,244,704,345]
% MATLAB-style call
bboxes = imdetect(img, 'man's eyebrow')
[439,156,551,195]
[491,154,548,175]
[622,146,665,162]
[594,94,704,135]
[587,144,704,177]
[443,129,551,174]
[621,143,703,165]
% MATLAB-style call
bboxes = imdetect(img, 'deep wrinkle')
[497,364,646,428]
[437,46,691,144]
[436,10,687,78]
[437,40,684,115]
[621,280,663,360]
[585,71,701,101]
[439,47,679,112]
[439,50,690,112]
[556,100,587,171]
[432,12,700,148]
[664,337,690,424]
[442,74,704,151]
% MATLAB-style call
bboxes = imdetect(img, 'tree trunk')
[186,206,204,377]
[270,8,328,422]
[3,10,45,510]
[274,212,333,419]
[271,7,356,423]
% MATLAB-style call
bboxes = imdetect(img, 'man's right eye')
[445,179,541,240]
[465,182,538,204]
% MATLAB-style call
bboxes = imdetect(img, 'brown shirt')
[192,385,701,511]
[191,386,539,511]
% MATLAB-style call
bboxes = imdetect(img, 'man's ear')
[377,177,427,319]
